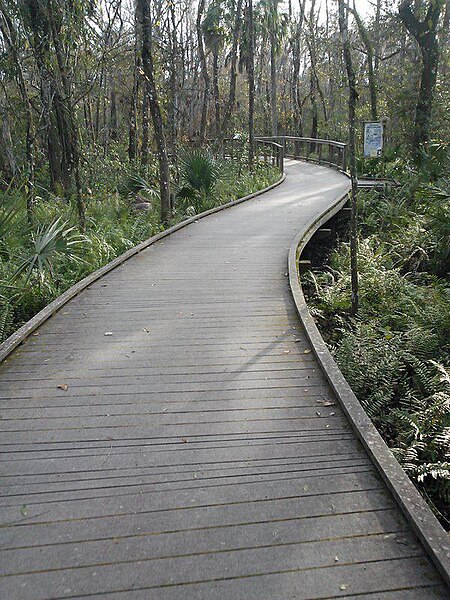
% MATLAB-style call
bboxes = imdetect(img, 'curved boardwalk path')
[0,160,447,599]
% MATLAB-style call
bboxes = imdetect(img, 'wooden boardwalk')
[0,160,447,599]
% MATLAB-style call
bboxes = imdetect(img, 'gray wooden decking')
[0,160,447,599]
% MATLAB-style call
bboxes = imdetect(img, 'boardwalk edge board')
[0,174,285,365]
[288,183,450,587]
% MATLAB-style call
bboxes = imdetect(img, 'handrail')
[256,135,347,172]
[221,137,284,175]
[255,138,284,173]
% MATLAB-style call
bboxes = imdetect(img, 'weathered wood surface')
[0,160,447,599]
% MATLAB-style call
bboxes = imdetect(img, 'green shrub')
[304,144,450,526]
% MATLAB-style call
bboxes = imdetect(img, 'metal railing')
[256,136,347,172]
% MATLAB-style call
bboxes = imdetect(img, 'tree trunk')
[270,29,278,136]
[0,0,35,220]
[141,84,149,167]
[212,49,221,137]
[247,0,255,167]
[138,0,171,225]
[109,84,118,141]
[0,97,17,181]
[352,4,377,120]
[128,58,140,161]
[399,0,444,149]
[47,0,85,229]
[220,0,244,137]
[168,1,178,156]
[338,0,359,315]
[196,0,210,142]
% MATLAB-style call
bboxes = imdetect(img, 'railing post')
[342,146,347,171]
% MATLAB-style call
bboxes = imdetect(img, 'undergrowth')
[304,143,450,527]
[0,153,278,342]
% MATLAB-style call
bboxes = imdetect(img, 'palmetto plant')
[15,218,86,284]
[117,172,159,200]
[176,149,224,212]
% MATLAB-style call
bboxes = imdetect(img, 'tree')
[338,0,359,315]
[260,0,286,136]
[203,1,224,137]
[247,0,255,167]
[137,0,171,225]
[196,0,210,142]
[0,0,35,220]
[351,2,378,120]
[220,0,244,137]
[399,0,445,149]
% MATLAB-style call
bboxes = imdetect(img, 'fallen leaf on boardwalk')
[57,384,69,391]
[104,331,113,336]
[181,438,188,443]
[303,484,309,491]
[294,339,302,343]
[20,505,28,517]
[284,350,290,354]
[396,538,409,545]
[32,333,39,337]
[316,399,335,406]
[303,349,311,354]
[316,411,321,416]
[143,328,150,333]
[339,584,347,591]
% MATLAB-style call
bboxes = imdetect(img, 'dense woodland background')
[0,0,449,527]
[0,0,448,214]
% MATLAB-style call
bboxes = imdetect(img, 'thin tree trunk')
[141,84,149,167]
[0,96,17,181]
[168,1,178,155]
[352,4,377,120]
[270,29,278,136]
[212,49,221,137]
[0,0,35,220]
[128,52,140,161]
[138,0,171,225]
[109,83,118,141]
[338,0,359,315]
[221,0,244,137]
[196,0,210,142]
[248,0,255,167]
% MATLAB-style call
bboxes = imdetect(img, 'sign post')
[363,121,384,158]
